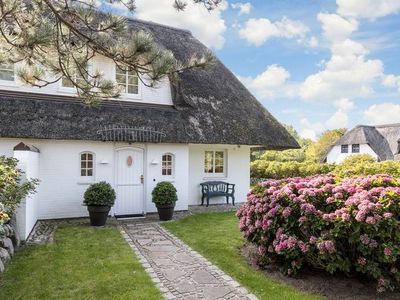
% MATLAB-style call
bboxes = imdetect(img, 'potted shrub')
[83,181,116,226]
[152,181,177,221]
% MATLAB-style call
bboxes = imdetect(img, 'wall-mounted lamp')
[100,160,109,165]
[151,159,159,165]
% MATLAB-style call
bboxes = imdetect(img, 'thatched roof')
[334,124,400,160]
[0,18,298,149]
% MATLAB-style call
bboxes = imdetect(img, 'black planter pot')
[156,203,175,221]
[87,205,111,226]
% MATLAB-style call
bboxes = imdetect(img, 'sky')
[101,0,400,140]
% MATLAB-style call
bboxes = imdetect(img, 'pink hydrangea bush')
[237,175,400,292]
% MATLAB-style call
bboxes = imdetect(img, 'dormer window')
[0,63,14,82]
[116,66,138,95]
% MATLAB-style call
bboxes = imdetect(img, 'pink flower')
[384,247,392,256]
[298,216,307,224]
[360,234,370,245]
[365,216,376,224]
[357,257,367,266]
[309,236,317,244]
[383,212,393,219]
[282,207,292,218]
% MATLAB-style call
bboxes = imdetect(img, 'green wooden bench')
[200,181,235,207]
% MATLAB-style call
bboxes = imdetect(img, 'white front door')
[115,148,144,216]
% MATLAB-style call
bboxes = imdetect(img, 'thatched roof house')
[325,123,400,163]
[0,19,298,150]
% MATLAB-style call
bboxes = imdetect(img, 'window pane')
[0,70,14,81]
[87,153,93,161]
[81,169,86,176]
[128,75,138,85]
[87,169,93,176]
[62,77,74,88]
[116,73,125,84]
[87,161,93,168]
[352,144,360,153]
[341,145,348,153]
[127,84,138,94]
[204,151,214,173]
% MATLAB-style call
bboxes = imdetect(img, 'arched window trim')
[80,151,95,177]
[161,153,174,177]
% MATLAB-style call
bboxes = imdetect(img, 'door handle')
[140,175,144,184]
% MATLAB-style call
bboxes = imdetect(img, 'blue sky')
[103,0,400,140]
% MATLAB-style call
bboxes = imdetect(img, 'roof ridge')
[127,17,192,35]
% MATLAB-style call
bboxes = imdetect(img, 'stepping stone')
[192,269,218,284]
[162,269,186,281]
[137,239,152,246]
[153,258,175,267]
[174,252,193,264]
[144,245,177,253]
[175,282,197,293]
[202,286,231,299]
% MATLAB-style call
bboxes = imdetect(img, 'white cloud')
[334,98,355,110]
[363,103,400,124]
[299,13,384,103]
[308,36,319,48]
[237,64,297,100]
[317,13,358,42]
[300,118,324,140]
[134,0,227,49]
[383,74,400,92]
[326,109,349,128]
[337,0,400,20]
[231,2,252,15]
[238,17,309,46]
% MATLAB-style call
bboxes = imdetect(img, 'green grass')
[163,211,323,300]
[0,224,161,300]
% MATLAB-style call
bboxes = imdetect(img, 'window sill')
[77,179,94,185]
[0,80,17,87]
[203,176,227,180]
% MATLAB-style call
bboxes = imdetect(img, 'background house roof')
[0,18,298,149]
[334,124,400,161]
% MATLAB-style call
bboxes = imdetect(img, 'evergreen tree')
[0,0,220,105]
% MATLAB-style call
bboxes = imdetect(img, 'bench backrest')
[201,181,228,192]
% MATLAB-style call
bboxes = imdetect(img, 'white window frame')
[79,151,95,184]
[161,153,174,179]
[0,63,16,86]
[115,64,142,100]
[59,63,92,93]
[204,150,227,178]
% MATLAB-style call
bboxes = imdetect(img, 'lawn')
[0,224,161,300]
[163,211,323,300]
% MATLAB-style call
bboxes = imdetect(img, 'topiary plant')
[83,181,116,207]
[152,181,177,206]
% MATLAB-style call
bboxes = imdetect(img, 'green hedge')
[251,154,400,179]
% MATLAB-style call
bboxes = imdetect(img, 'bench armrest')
[227,183,235,193]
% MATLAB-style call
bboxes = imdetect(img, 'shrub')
[0,156,37,238]
[152,181,177,205]
[83,181,116,207]
[237,175,400,292]
[251,154,400,180]
[250,160,335,179]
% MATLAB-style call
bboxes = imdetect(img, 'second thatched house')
[324,123,400,163]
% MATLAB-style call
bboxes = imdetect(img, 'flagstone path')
[120,222,258,300]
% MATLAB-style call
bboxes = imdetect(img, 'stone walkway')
[120,222,257,300]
